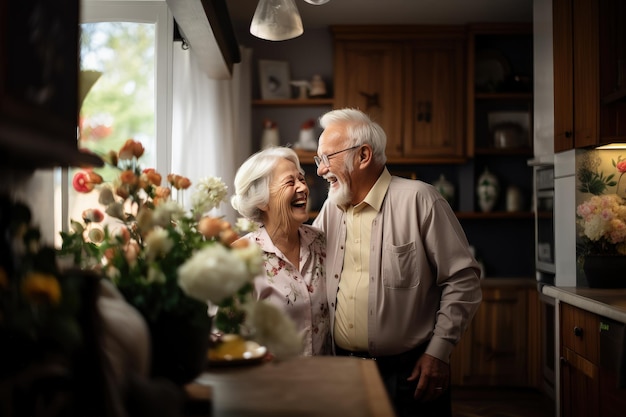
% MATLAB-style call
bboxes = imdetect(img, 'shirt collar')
[361,167,391,212]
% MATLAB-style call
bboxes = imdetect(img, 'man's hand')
[407,353,450,401]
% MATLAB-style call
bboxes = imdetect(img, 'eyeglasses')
[314,145,360,168]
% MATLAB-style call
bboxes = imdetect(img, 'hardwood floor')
[452,387,555,417]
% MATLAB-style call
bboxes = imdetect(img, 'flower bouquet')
[576,193,626,288]
[576,194,626,257]
[60,139,300,382]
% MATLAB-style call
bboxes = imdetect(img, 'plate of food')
[207,334,268,368]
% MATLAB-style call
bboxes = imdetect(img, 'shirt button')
[349,324,354,329]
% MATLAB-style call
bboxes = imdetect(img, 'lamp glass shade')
[303,0,330,4]
[250,0,303,41]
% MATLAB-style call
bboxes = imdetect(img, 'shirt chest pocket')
[382,241,419,288]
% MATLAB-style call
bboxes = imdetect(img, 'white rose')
[177,244,253,305]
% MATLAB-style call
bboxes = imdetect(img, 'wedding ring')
[435,387,444,390]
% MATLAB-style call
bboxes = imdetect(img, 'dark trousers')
[335,345,452,417]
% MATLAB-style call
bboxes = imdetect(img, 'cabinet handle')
[573,326,583,337]
[565,131,572,138]
[560,356,567,365]
[358,91,379,109]
[417,101,424,121]
[425,101,432,123]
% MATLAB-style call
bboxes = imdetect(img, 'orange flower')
[116,185,130,200]
[198,217,227,239]
[118,139,145,160]
[21,273,62,306]
[167,174,192,190]
[86,170,103,185]
[219,229,239,246]
[142,168,162,187]
[119,170,138,186]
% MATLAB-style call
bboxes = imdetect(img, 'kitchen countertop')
[542,286,626,323]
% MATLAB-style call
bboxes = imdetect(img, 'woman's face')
[264,158,309,230]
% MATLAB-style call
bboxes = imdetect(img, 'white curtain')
[171,44,253,223]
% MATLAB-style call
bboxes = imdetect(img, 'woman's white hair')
[231,147,304,223]
[319,108,387,166]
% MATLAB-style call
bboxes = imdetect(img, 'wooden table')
[187,356,395,417]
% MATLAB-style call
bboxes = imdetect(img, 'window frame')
[55,0,174,241]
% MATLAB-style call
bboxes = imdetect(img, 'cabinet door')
[403,40,465,159]
[552,0,574,151]
[459,286,529,386]
[560,347,600,417]
[559,303,600,417]
[553,0,600,151]
[333,41,404,159]
[554,0,626,151]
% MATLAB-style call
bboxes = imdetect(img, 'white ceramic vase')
[477,168,499,212]
[433,174,455,207]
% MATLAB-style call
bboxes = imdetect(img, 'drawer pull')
[573,326,583,337]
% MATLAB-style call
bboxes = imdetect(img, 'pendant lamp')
[250,0,304,41]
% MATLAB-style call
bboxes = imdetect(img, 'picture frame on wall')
[259,60,291,100]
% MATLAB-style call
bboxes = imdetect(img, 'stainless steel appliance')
[535,165,555,284]
[534,164,556,399]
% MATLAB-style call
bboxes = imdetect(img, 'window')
[55,0,173,244]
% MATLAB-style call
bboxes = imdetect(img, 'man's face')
[316,126,355,206]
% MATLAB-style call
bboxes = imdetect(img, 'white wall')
[532,0,555,163]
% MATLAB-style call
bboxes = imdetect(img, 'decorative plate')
[475,49,511,92]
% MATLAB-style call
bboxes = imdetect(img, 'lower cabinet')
[451,279,541,387]
[559,303,626,417]
[559,303,600,417]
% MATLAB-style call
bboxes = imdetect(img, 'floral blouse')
[244,224,330,356]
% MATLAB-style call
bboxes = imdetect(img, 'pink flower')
[82,209,104,223]
[617,160,626,173]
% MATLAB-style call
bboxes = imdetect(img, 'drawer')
[560,303,599,364]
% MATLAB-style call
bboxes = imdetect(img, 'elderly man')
[312,108,482,417]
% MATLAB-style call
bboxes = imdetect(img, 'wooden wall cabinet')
[331,26,466,164]
[559,303,600,417]
[0,0,102,170]
[553,0,626,152]
[451,280,541,388]
[332,40,405,159]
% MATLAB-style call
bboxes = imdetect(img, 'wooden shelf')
[252,98,334,107]
[474,92,533,100]
[474,147,533,156]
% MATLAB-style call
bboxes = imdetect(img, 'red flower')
[73,172,94,193]
[82,209,104,223]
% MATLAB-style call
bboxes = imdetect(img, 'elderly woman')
[231,147,330,356]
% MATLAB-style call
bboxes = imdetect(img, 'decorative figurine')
[290,80,310,100]
[260,119,280,149]
[309,74,327,97]
[294,119,318,151]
